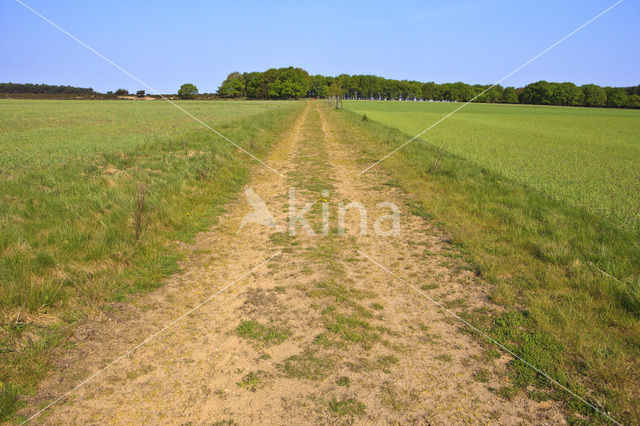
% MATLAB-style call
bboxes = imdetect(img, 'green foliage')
[3,78,637,108]
[177,83,198,99]
[519,81,553,105]
[605,87,629,108]
[551,82,584,106]
[217,72,246,98]
[211,67,618,107]
[309,75,330,98]
[218,67,310,99]
[502,86,519,103]
[267,67,311,99]
[0,82,94,95]
[582,84,607,107]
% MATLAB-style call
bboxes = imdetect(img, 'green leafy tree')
[178,83,198,99]
[309,75,330,98]
[255,69,279,99]
[328,81,344,108]
[244,72,261,98]
[136,90,146,97]
[421,82,436,100]
[502,87,519,103]
[114,88,128,96]
[550,82,584,106]
[582,84,607,107]
[337,74,355,99]
[267,67,311,99]
[207,67,633,109]
[628,94,640,109]
[519,81,553,105]
[605,87,629,108]
[625,85,640,96]
[217,72,246,98]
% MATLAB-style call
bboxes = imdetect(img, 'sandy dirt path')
[21,101,564,424]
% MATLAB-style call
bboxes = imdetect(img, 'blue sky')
[1,0,638,93]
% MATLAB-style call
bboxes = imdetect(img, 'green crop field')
[344,100,640,234]
[337,104,640,423]
[0,100,293,171]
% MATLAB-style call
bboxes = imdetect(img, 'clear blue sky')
[1,0,638,93]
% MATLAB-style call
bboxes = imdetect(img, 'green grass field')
[345,101,640,234]
[0,100,293,171]
[0,99,303,417]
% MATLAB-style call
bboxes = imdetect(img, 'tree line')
[4,72,638,108]
[218,68,640,108]
[0,82,95,95]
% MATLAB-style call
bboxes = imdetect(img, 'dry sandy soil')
[19,102,565,424]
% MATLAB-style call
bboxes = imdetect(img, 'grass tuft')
[236,320,290,345]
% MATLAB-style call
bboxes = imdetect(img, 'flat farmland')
[345,100,640,233]
[0,99,301,311]
[1,99,639,424]
[0,100,294,171]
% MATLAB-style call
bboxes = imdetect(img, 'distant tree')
[502,87,519,104]
[382,79,400,100]
[550,82,584,106]
[255,69,279,99]
[354,75,381,99]
[267,67,311,99]
[154,67,635,109]
[244,72,261,98]
[605,87,629,108]
[136,90,146,97]
[477,84,504,103]
[309,75,330,98]
[0,83,94,95]
[400,81,422,101]
[629,94,640,109]
[489,84,505,103]
[625,85,640,96]
[582,84,607,107]
[438,83,458,101]
[178,83,198,99]
[328,81,344,109]
[218,72,246,98]
[519,81,553,105]
[106,91,113,95]
[114,88,129,96]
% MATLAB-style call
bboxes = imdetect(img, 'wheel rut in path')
[23,102,564,424]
